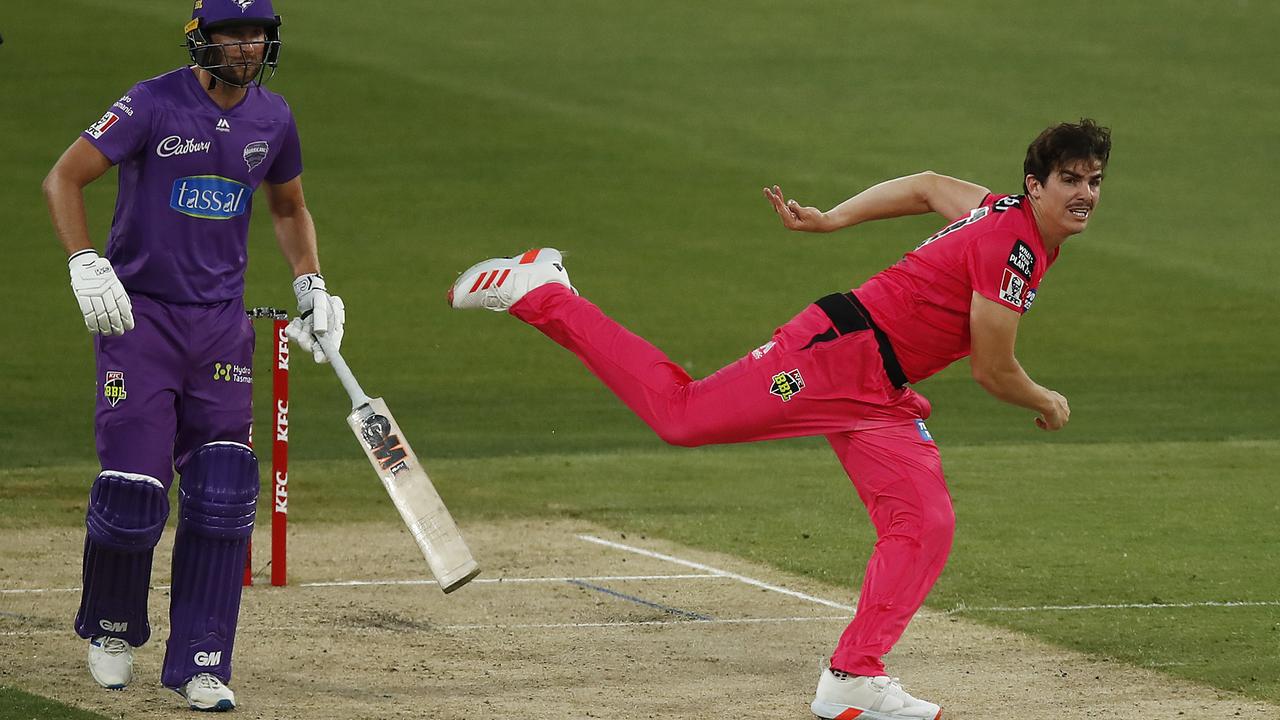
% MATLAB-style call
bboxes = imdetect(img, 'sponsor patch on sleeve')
[1023,288,1037,312]
[1007,240,1036,278]
[86,111,120,139]
[998,268,1027,309]
[915,419,934,442]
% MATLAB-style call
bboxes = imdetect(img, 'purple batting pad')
[75,471,169,647]
[161,442,258,688]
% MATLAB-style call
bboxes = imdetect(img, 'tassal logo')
[169,176,250,220]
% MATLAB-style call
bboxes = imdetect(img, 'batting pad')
[75,471,169,647]
[162,442,258,688]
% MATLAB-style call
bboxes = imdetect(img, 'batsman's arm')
[763,172,990,233]
[265,176,321,278]
[42,138,113,257]
[969,292,1069,431]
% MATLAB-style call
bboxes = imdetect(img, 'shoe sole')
[811,700,943,720]
[190,699,235,712]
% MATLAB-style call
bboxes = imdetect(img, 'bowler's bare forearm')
[971,359,1056,415]
[824,172,989,230]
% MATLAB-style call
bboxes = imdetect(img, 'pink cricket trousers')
[512,285,954,676]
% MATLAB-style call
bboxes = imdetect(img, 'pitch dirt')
[2,520,1277,720]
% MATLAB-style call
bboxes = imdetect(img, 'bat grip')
[317,334,372,410]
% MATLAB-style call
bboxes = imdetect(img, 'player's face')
[1027,159,1104,239]
[209,25,268,85]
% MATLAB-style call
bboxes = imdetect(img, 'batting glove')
[286,273,345,364]
[68,249,134,336]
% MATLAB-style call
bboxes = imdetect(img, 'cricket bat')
[317,335,480,593]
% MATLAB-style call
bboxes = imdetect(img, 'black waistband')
[813,292,910,388]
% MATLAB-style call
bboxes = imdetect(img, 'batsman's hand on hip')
[68,249,134,336]
[286,272,345,364]
[763,185,833,233]
[1035,390,1070,431]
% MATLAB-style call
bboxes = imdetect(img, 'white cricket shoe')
[178,673,236,712]
[810,668,942,720]
[447,248,573,311]
[88,635,133,689]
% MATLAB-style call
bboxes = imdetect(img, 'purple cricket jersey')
[82,66,302,303]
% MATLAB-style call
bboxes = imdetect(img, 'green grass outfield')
[2,0,1278,716]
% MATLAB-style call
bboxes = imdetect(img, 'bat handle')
[316,334,372,410]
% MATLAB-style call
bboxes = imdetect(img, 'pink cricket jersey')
[853,193,1058,383]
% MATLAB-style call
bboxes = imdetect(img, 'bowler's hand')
[763,185,832,233]
[68,249,134,336]
[287,273,345,364]
[1035,390,1070,431]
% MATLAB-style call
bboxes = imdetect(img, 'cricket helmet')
[185,0,282,87]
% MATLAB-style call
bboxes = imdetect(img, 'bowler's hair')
[1023,119,1111,193]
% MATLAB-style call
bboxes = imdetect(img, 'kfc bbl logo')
[243,141,269,171]
[769,369,805,402]
[103,372,128,407]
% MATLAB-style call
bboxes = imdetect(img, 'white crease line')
[436,615,851,631]
[577,534,854,612]
[0,574,724,595]
[300,573,723,588]
[946,599,1280,614]
[0,616,854,637]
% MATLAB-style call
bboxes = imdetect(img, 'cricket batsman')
[41,0,343,710]
[448,120,1110,719]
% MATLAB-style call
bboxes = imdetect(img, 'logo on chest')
[169,175,251,220]
[157,135,213,158]
[243,141,269,171]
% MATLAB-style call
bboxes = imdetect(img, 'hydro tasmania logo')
[170,175,251,220]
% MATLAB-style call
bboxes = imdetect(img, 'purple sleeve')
[265,114,303,184]
[82,84,153,164]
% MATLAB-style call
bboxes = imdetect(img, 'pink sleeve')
[966,231,1033,313]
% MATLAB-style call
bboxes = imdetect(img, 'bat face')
[349,399,480,593]
[357,412,408,473]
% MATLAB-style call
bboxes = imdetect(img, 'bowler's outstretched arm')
[764,171,990,233]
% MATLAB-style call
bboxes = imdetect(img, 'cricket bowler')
[42,0,343,710]
[448,119,1110,719]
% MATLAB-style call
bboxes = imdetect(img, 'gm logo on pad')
[169,175,250,220]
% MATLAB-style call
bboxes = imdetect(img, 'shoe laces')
[97,637,129,656]
[189,673,223,691]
